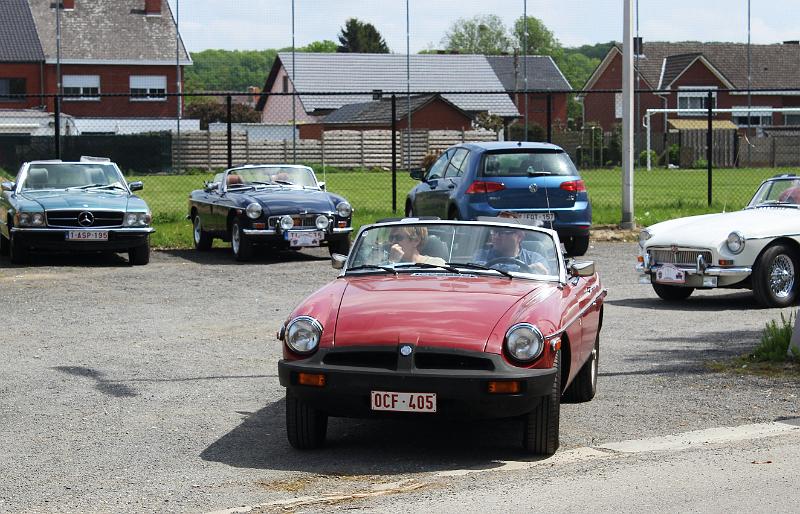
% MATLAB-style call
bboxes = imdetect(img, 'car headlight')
[315,214,330,230]
[124,211,151,227]
[246,202,262,219]
[638,229,652,248]
[504,323,545,363]
[285,316,323,354]
[726,231,745,254]
[279,215,294,231]
[16,212,44,227]
[336,201,352,218]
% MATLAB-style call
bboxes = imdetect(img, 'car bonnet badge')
[78,211,94,227]
[399,344,413,356]
[529,184,538,193]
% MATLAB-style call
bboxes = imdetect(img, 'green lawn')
[4,166,792,249]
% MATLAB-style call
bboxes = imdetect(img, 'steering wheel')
[485,256,533,273]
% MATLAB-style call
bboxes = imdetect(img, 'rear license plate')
[655,263,686,284]
[520,213,555,222]
[286,230,323,247]
[370,391,436,413]
[66,231,108,241]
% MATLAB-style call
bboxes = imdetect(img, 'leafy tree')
[184,49,276,92]
[440,14,511,55]
[337,18,390,53]
[185,98,261,130]
[512,16,560,56]
[474,112,504,132]
[299,40,338,53]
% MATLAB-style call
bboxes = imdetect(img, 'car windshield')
[747,178,800,208]
[481,150,578,177]
[347,222,561,280]
[20,163,125,191]
[226,166,318,188]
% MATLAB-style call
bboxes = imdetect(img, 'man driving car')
[474,227,551,274]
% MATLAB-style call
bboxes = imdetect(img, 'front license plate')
[286,230,323,247]
[370,391,436,413]
[66,231,108,241]
[655,263,686,284]
[520,213,555,222]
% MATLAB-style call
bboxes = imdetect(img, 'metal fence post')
[391,94,397,214]
[546,93,552,143]
[226,95,232,168]
[707,90,713,206]
[54,95,61,158]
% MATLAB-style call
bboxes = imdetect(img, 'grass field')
[3,166,792,248]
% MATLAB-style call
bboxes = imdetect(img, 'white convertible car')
[637,174,800,308]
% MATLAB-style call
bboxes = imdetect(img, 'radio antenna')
[544,182,554,231]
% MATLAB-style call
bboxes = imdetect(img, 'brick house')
[581,41,800,132]
[0,0,192,134]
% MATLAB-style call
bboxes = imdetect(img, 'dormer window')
[677,86,717,116]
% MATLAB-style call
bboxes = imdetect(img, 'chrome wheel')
[769,254,795,298]
[231,223,241,255]
[193,216,202,244]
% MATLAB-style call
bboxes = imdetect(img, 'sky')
[166,0,800,54]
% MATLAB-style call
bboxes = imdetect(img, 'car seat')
[778,186,800,204]
[226,174,243,186]
[85,168,106,185]
[27,168,49,189]
[419,235,450,260]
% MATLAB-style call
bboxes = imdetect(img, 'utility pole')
[621,0,635,228]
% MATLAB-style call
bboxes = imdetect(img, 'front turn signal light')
[297,373,326,387]
[488,381,521,394]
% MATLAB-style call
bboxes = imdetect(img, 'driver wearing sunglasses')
[387,226,446,266]
[474,227,550,274]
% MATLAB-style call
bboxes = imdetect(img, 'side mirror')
[331,253,347,269]
[1,182,15,192]
[410,169,424,181]
[204,181,219,192]
[128,181,143,192]
[318,181,326,191]
[569,260,595,277]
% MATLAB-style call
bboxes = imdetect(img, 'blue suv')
[406,141,592,255]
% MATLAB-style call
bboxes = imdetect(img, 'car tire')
[652,283,694,301]
[285,390,328,450]
[405,201,414,217]
[128,240,150,265]
[192,215,213,251]
[231,219,253,262]
[9,234,28,264]
[522,349,560,455]
[752,243,799,308]
[564,235,590,256]
[0,232,9,256]
[328,237,350,257]
[562,333,599,403]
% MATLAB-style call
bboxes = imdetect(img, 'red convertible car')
[277,219,606,455]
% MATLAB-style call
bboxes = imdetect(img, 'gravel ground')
[0,242,797,513]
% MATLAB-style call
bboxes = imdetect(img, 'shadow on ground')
[0,251,130,269]
[606,292,763,311]
[159,247,330,266]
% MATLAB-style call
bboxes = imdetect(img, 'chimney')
[144,0,161,15]
[783,40,800,45]
[61,0,75,9]
[633,37,644,56]
[372,89,383,100]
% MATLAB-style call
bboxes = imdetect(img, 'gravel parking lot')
[1,242,798,512]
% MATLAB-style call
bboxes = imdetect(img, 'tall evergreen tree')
[336,18,390,53]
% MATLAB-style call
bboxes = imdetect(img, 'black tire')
[231,219,253,262]
[562,333,599,403]
[0,231,9,256]
[522,349,561,455]
[652,283,694,301]
[192,214,212,251]
[328,237,350,257]
[9,234,28,264]
[405,201,414,217]
[448,207,460,220]
[752,243,799,308]
[564,235,590,256]
[285,390,328,450]
[128,240,150,265]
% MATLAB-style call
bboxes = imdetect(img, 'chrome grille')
[46,210,124,228]
[268,213,330,229]
[648,247,712,266]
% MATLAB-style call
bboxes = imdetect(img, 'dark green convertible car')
[0,158,154,265]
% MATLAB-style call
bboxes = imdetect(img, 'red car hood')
[334,275,558,352]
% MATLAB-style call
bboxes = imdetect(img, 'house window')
[130,75,167,101]
[63,75,100,100]
[732,107,773,127]
[677,87,717,116]
[282,75,289,93]
[0,78,26,101]
[785,114,800,126]
[614,93,622,119]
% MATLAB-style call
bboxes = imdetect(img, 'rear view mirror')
[410,169,424,181]
[128,181,143,192]
[331,253,347,269]
[569,260,595,277]
[1,182,15,191]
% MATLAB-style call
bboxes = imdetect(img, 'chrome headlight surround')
[124,211,152,227]
[245,202,263,219]
[17,211,45,227]
[638,228,652,248]
[285,316,323,354]
[336,201,352,218]
[726,231,745,254]
[279,215,295,231]
[315,214,330,230]
[504,323,545,363]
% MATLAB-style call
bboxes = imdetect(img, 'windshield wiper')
[274,180,294,185]
[346,264,397,275]
[89,184,126,191]
[68,183,106,190]
[446,262,513,278]
[394,262,463,274]
[756,200,800,208]
[527,170,553,176]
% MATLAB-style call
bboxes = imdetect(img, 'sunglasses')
[388,233,410,243]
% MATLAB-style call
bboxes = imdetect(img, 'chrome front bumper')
[242,227,352,236]
[636,252,752,287]
[11,227,155,234]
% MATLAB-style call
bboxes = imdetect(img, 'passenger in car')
[474,227,551,274]
[387,226,446,266]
